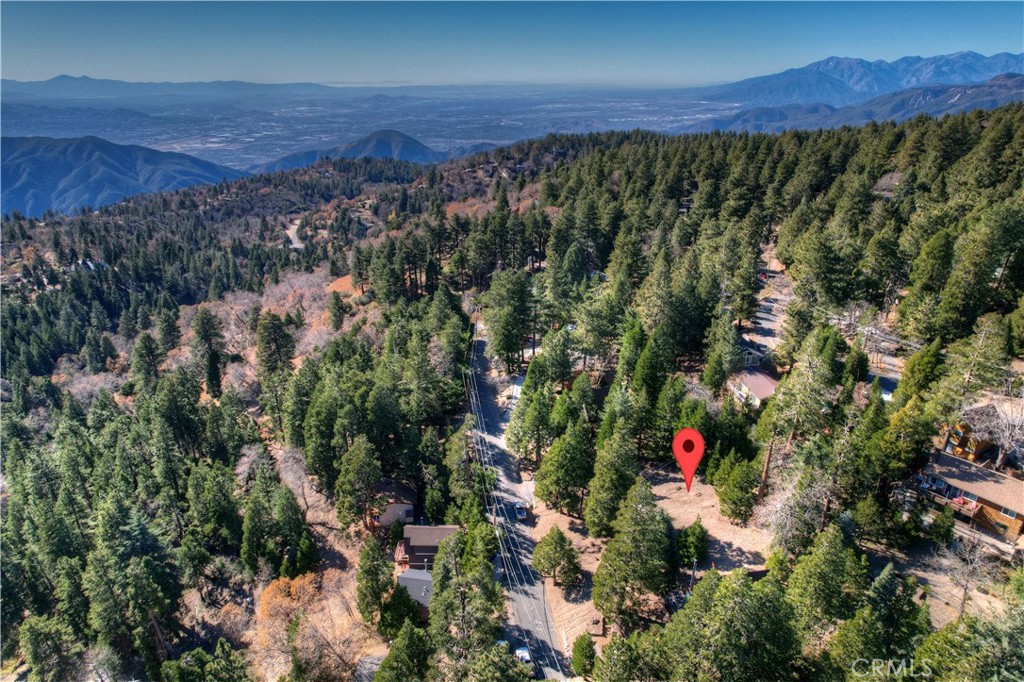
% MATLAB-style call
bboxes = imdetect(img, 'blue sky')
[2,2,1022,86]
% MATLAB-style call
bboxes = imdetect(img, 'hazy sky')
[2,2,1022,86]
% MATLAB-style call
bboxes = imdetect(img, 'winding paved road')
[466,324,566,680]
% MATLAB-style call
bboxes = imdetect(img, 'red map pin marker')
[672,428,706,493]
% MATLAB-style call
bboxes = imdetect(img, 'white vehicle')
[514,501,528,520]
[514,646,532,664]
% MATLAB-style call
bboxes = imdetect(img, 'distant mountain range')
[2,50,1022,217]
[252,130,496,173]
[695,51,1023,107]
[0,74,339,101]
[1,136,247,217]
[685,73,1024,133]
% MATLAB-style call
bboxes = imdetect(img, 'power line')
[462,328,565,679]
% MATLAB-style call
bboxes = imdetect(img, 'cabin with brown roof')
[394,525,459,571]
[727,370,778,409]
[920,451,1024,543]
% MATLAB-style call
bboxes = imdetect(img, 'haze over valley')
[3,51,1021,170]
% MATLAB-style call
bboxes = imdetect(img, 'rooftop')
[739,337,766,355]
[924,451,1024,514]
[376,480,417,506]
[397,568,434,607]
[403,524,459,548]
[732,369,779,401]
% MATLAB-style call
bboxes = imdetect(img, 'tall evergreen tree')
[535,416,595,516]
[356,537,393,627]
[592,477,673,628]
[336,435,383,528]
[584,424,640,538]
[785,524,867,640]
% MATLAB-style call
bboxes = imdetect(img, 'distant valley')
[2,50,1022,218]
[3,51,1019,170]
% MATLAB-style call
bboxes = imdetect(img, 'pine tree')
[584,424,639,538]
[611,318,646,389]
[374,620,432,682]
[19,615,83,682]
[702,311,743,391]
[255,312,295,376]
[535,416,595,516]
[678,517,709,569]
[533,526,582,586]
[130,333,161,394]
[543,327,573,390]
[335,435,383,527]
[891,338,943,408]
[898,229,954,339]
[284,357,320,447]
[593,629,669,682]
[255,312,295,434]
[592,477,673,628]
[327,291,348,330]
[1008,295,1024,358]
[356,537,393,626]
[842,338,869,385]
[864,563,930,659]
[161,639,252,682]
[484,269,533,372]
[156,308,180,353]
[519,384,554,463]
[786,524,867,640]
[712,451,760,522]
[631,324,673,405]
[550,371,596,435]
[465,644,534,682]
[240,471,276,574]
[935,204,1024,340]
[379,584,419,639]
[663,569,797,682]
[874,396,932,484]
[572,632,596,678]
[927,314,1008,423]
[428,532,503,677]
[190,307,225,398]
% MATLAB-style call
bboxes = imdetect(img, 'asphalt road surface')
[466,324,566,680]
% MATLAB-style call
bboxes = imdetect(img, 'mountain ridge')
[252,130,495,173]
[682,73,1024,133]
[5,50,1020,103]
[694,50,1024,107]
[1,135,248,217]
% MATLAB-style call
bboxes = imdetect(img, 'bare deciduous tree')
[929,536,1001,618]
[994,382,1024,464]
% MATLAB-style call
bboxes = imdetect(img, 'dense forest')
[2,105,1024,681]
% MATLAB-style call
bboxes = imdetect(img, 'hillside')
[1,136,247,217]
[685,74,1024,132]
[2,106,1023,682]
[253,130,456,173]
[697,50,1024,107]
